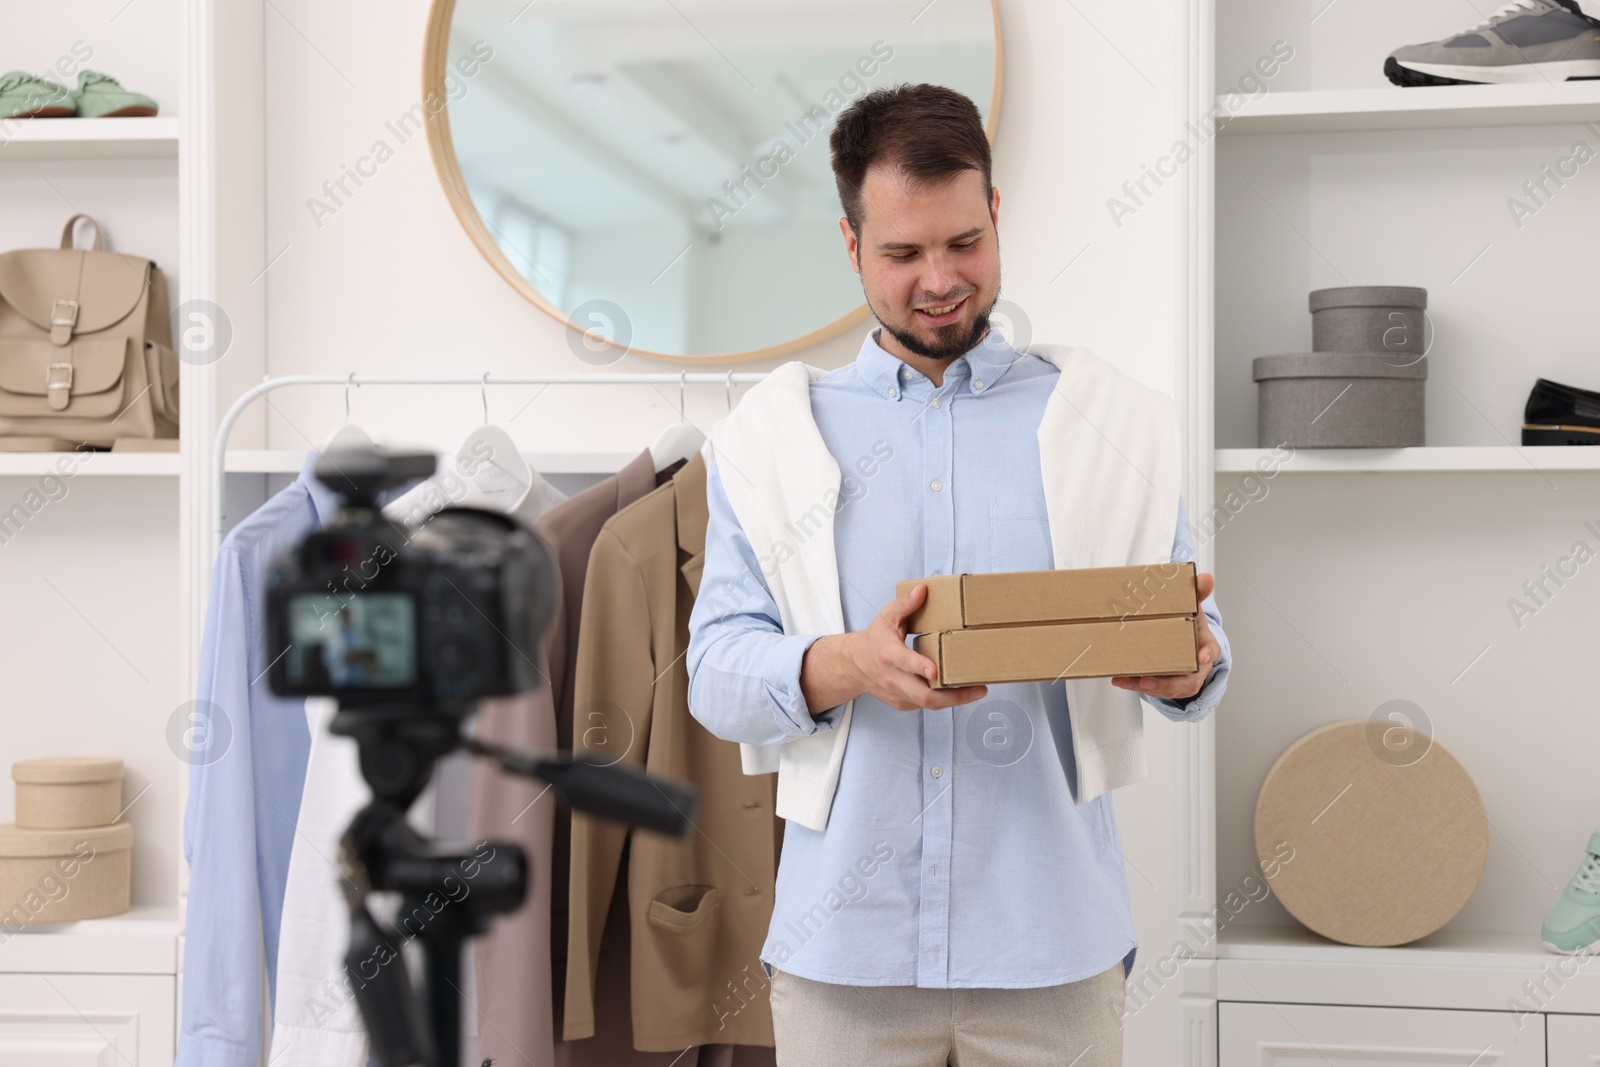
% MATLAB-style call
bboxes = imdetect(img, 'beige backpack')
[0,215,179,450]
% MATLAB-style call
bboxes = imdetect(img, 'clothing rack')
[213,371,770,547]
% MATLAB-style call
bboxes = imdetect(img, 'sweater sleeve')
[1144,496,1232,723]
[685,461,842,747]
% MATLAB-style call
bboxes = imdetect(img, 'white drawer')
[1220,1001,1545,1065]
[0,973,174,1066]
[1550,1013,1600,1066]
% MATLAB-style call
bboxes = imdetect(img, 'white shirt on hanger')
[268,440,566,1067]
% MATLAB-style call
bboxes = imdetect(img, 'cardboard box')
[897,562,1199,688]
[913,617,1198,688]
[896,562,1198,634]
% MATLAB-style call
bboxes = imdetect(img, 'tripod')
[330,704,696,1067]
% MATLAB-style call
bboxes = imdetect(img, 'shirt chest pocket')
[986,494,1055,572]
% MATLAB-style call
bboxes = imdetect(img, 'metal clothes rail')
[212,371,770,546]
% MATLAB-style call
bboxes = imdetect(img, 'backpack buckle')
[50,299,79,346]
[46,361,72,411]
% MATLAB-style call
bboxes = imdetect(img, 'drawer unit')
[0,973,174,1065]
[1549,1014,1600,1066]
[1220,1001,1546,1065]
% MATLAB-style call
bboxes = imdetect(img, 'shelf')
[1216,446,1600,473]
[0,904,179,975]
[0,117,179,160]
[1215,924,1600,1013]
[0,451,179,476]
[1218,923,1576,970]
[1217,82,1600,136]
[8,447,1596,478]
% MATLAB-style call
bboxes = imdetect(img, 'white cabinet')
[0,974,174,1065]
[1220,1002,1546,1066]
[1550,1014,1600,1066]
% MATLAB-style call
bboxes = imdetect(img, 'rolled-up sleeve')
[1145,496,1232,723]
[686,461,843,746]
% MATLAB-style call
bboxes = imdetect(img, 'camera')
[264,448,557,710]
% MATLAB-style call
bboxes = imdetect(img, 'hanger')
[650,370,705,472]
[452,373,539,513]
[322,373,373,452]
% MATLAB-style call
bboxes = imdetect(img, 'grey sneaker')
[1386,0,1600,85]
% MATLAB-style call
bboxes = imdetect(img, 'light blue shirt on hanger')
[687,328,1231,989]
[177,456,340,1067]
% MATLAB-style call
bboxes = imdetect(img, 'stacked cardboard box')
[896,562,1200,688]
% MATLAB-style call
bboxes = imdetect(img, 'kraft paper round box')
[12,756,123,830]
[1255,720,1487,947]
[0,820,133,924]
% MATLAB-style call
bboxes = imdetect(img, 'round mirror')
[424,0,1002,365]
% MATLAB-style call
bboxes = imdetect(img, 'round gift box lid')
[1308,286,1428,312]
[0,821,134,857]
[12,757,124,785]
[1255,720,1486,947]
[1252,353,1428,382]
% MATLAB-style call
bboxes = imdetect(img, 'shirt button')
[930,766,943,778]
[930,398,941,409]
[887,387,898,399]
[929,479,942,492]
[973,379,985,391]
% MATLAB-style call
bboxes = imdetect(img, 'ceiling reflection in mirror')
[441,0,999,360]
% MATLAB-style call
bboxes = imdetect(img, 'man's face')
[842,166,1001,362]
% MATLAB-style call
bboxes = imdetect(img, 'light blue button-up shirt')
[177,457,340,1067]
[686,328,1230,989]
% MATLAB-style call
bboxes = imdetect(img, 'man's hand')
[1110,571,1219,702]
[800,583,989,715]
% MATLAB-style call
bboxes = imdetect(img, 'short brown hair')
[829,83,992,236]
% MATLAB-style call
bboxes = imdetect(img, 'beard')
[868,289,999,362]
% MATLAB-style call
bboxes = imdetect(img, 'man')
[685,84,1230,1067]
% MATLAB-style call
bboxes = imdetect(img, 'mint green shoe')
[0,71,75,118]
[71,71,157,118]
[1543,829,1600,954]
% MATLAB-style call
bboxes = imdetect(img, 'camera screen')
[283,592,417,690]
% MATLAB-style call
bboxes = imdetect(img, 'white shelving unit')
[1220,81,1600,135]
[0,117,180,159]
[1185,1,1600,1061]
[1217,445,1600,472]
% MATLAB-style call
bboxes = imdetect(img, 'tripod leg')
[346,903,432,1067]
[422,934,463,1067]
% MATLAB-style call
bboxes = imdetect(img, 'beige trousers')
[768,963,1126,1067]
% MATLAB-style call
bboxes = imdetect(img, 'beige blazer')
[564,452,782,1051]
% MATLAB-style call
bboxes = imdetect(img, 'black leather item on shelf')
[1523,377,1600,445]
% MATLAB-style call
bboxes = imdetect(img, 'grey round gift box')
[1310,286,1427,357]
[1254,353,1427,448]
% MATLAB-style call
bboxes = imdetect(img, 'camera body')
[264,449,555,711]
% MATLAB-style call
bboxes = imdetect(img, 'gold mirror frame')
[422,0,1004,366]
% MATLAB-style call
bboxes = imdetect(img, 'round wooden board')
[1254,719,1488,947]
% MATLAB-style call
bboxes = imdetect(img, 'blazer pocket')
[645,884,722,989]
